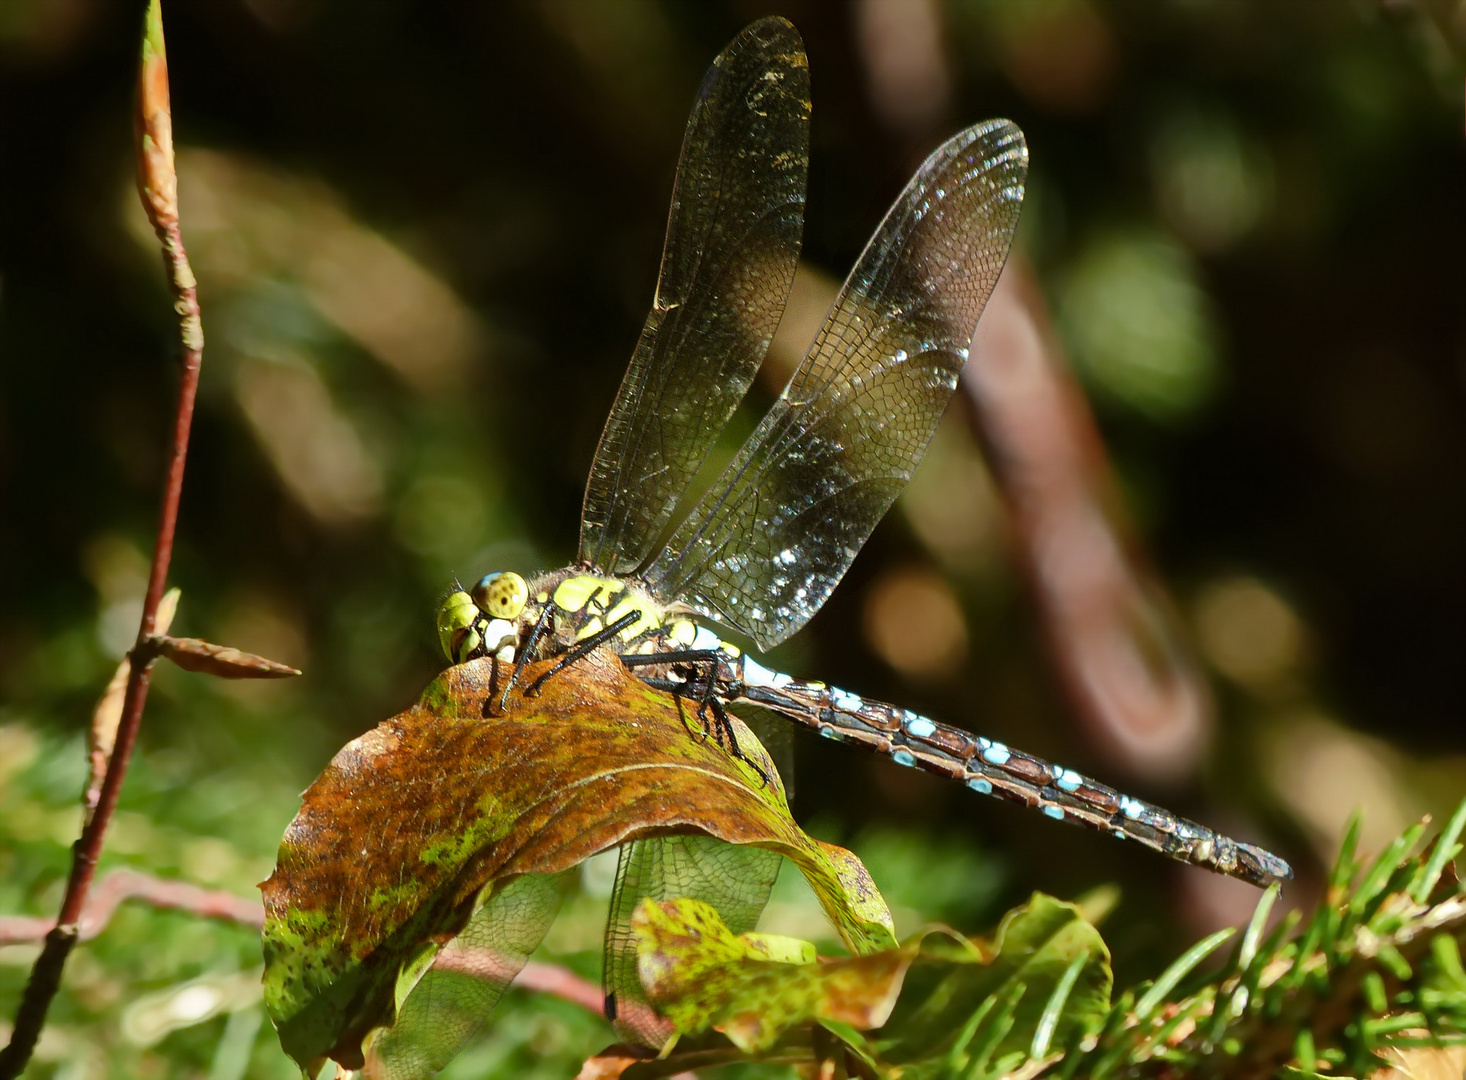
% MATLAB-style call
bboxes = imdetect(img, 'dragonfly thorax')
[437,567,674,666]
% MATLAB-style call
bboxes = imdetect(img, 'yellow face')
[435,589,482,664]
[437,569,670,665]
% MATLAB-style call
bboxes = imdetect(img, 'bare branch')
[0,3,209,1073]
[85,589,180,821]
[0,869,265,947]
[963,262,1212,782]
[0,872,608,1024]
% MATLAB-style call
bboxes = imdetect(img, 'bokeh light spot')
[1056,230,1222,422]
[1150,103,1273,253]
[863,567,968,681]
[232,356,383,524]
[1193,575,1306,691]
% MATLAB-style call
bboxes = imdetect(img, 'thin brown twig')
[0,4,199,1074]
[84,590,182,820]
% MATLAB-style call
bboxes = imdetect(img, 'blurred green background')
[1,0,1463,1076]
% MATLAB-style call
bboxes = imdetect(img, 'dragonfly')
[435,13,1290,1042]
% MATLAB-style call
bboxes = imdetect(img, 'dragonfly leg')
[524,610,643,698]
[495,602,557,714]
[621,646,728,741]
[619,645,726,704]
[635,676,707,733]
[625,647,771,786]
[619,646,731,689]
[620,646,726,726]
[705,691,771,786]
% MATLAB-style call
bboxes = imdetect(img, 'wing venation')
[645,120,1027,649]
[578,17,810,575]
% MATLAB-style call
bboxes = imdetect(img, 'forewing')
[645,120,1028,648]
[578,17,810,575]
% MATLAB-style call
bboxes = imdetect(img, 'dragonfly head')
[436,572,532,665]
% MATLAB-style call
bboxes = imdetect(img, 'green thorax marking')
[541,571,668,651]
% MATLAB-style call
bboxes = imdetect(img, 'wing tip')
[948,118,1029,173]
[733,15,806,59]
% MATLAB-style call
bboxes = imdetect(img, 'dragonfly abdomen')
[733,661,1291,887]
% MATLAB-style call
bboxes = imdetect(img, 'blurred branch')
[854,0,951,139]
[1417,0,1466,61]
[426,946,607,1017]
[0,869,265,946]
[963,262,1212,782]
[0,872,603,1016]
[514,961,607,1017]
[0,3,206,1074]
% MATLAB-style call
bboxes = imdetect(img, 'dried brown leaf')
[156,635,301,679]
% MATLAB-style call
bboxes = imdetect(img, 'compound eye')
[472,571,529,621]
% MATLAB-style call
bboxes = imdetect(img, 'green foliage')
[4,3,1462,1078]
[626,892,1109,1068]
[5,695,1465,1079]
[609,802,1466,1079]
[0,722,296,1080]
[1055,802,1466,1078]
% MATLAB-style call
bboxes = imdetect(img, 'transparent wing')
[644,120,1027,649]
[578,17,810,575]
[602,835,782,1048]
[367,872,566,1077]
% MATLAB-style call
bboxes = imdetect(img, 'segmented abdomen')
[735,669,1290,887]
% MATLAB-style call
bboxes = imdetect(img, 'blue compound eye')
[472,571,529,620]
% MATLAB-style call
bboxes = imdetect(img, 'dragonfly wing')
[578,17,810,575]
[367,871,567,1077]
[644,120,1027,649]
[602,835,782,1048]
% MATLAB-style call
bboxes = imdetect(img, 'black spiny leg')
[524,610,643,697]
[636,677,710,741]
[704,691,770,786]
[620,646,726,741]
[623,648,770,786]
[496,602,556,714]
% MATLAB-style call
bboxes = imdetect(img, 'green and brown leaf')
[261,648,894,1074]
[624,892,1111,1071]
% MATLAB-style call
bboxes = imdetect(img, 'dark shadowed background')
[1,1,1463,1075]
